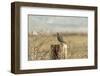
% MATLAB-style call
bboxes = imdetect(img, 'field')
[28,33,88,60]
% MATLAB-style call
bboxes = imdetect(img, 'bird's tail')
[62,41,66,44]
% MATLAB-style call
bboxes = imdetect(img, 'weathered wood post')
[51,43,68,59]
[51,45,60,59]
[61,43,68,59]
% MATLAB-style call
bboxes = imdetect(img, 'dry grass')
[28,33,88,60]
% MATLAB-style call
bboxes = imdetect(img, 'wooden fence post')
[51,45,60,59]
[51,43,68,59]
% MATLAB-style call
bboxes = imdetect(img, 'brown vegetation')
[28,33,88,61]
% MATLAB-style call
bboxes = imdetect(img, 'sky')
[28,15,88,33]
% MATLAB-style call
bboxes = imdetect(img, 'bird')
[57,32,65,43]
